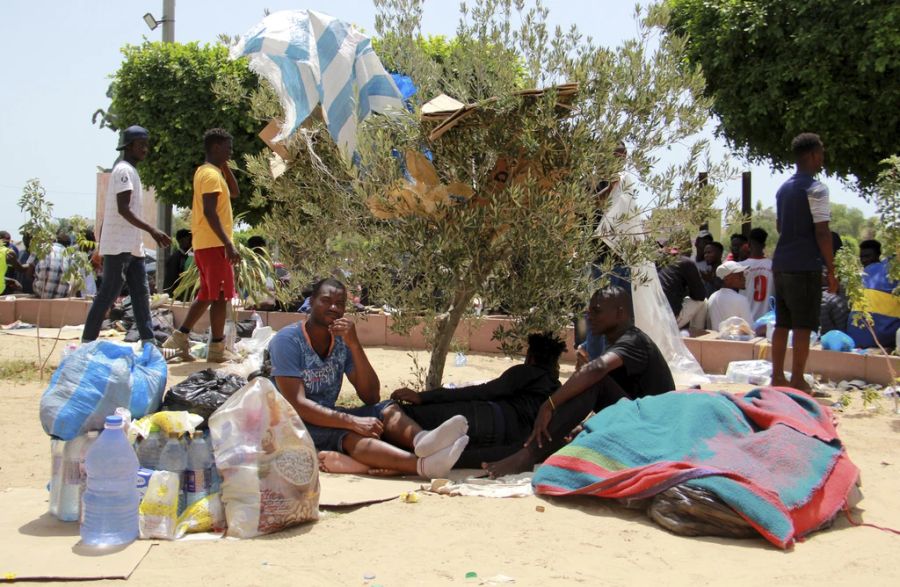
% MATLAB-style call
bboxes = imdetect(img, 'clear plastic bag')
[718,317,754,341]
[725,360,772,385]
[139,470,180,540]
[208,378,319,538]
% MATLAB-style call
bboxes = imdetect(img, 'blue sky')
[0,0,876,240]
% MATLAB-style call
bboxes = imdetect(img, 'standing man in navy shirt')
[771,133,837,392]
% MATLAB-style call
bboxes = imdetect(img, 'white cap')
[716,260,747,280]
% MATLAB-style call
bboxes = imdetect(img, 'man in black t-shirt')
[657,242,708,329]
[484,285,674,477]
[391,333,565,468]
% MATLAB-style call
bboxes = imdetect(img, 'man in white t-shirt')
[82,126,172,344]
[707,261,753,331]
[739,227,775,322]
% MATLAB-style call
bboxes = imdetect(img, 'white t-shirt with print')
[100,160,145,257]
[739,257,774,321]
[708,287,754,331]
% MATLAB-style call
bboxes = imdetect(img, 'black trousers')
[520,377,631,465]
[403,377,630,468]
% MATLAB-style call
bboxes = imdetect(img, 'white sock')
[417,435,469,479]
[413,415,468,457]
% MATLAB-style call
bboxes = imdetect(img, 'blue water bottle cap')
[105,415,124,426]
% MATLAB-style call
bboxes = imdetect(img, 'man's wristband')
[547,396,556,411]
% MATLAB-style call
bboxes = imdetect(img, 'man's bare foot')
[770,375,790,388]
[318,451,370,474]
[482,449,535,479]
[318,452,403,476]
[789,378,813,394]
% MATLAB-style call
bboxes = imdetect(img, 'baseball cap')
[116,125,149,150]
[716,260,747,280]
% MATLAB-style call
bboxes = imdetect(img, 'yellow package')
[174,493,225,538]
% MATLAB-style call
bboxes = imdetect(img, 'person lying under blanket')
[391,332,566,468]
[270,277,469,478]
[484,284,675,477]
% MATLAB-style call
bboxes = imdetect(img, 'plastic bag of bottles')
[209,377,319,538]
[40,341,167,440]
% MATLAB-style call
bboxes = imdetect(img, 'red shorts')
[194,246,236,301]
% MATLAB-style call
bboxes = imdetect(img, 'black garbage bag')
[646,484,759,539]
[162,369,247,425]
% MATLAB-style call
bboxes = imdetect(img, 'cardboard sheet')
[319,469,487,508]
[0,488,153,581]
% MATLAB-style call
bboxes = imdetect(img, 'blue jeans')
[82,253,153,342]
[304,400,396,453]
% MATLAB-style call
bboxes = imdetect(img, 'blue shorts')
[305,399,395,453]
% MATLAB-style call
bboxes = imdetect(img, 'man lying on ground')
[270,277,469,478]
[484,285,675,477]
[390,332,566,468]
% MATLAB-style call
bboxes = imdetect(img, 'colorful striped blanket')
[532,388,859,548]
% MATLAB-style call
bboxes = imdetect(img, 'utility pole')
[156,0,175,289]
[741,171,752,238]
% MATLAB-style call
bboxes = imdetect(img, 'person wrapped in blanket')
[484,285,675,477]
[391,333,566,468]
[269,278,469,479]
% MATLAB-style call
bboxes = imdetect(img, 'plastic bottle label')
[184,470,207,494]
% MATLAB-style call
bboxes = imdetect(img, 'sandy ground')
[1,334,899,586]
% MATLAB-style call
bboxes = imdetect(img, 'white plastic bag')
[139,470,180,540]
[208,378,319,538]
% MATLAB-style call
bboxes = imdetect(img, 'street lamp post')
[144,1,176,290]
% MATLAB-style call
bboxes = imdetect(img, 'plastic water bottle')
[48,439,64,516]
[78,432,99,524]
[137,429,162,470]
[80,416,140,547]
[250,311,264,332]
[454,351,468,367]
[158,432,187,515]
[224,319,237,352]
[58,435,87,522]
[185,432,212,507]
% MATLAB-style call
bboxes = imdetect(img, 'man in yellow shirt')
[163,128,240,362]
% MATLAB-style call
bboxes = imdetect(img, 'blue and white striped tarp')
[232,10,404,160]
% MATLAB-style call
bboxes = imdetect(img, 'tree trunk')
[425,286,473,389]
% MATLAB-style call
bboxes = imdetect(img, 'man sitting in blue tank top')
[269,278,469,479]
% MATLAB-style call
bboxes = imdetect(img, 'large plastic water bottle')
[59,435,88,522]
[80,416,140,547]
[137,429,162,470]
[184,432,212,507]
[78,432,99,524]
[48,439,64,517]
[158,432,188,515]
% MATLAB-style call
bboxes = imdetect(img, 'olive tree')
[240,0,723,388]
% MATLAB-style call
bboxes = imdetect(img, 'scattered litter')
[422,474,533,498]
[535,505,545,513]
[399,492,419,503]
[481,575,516,585]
